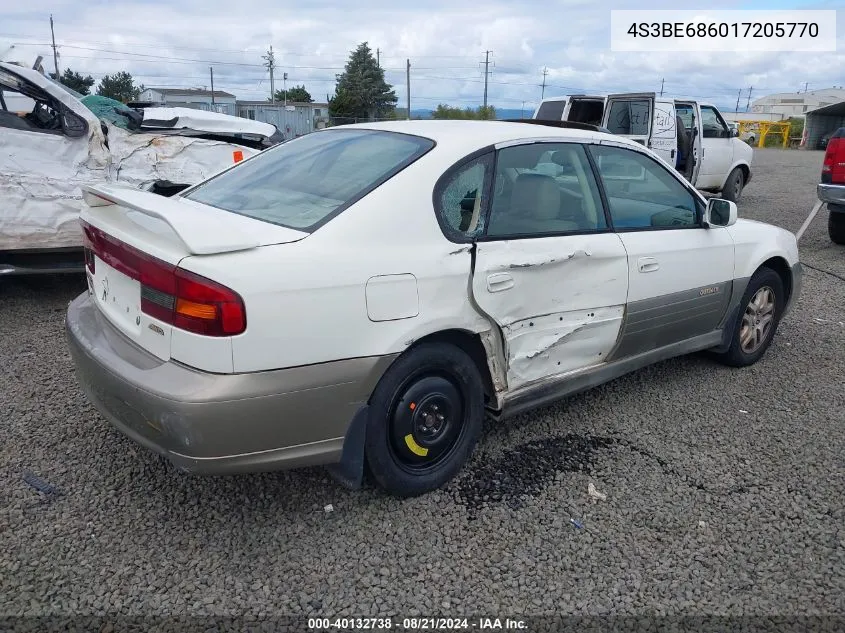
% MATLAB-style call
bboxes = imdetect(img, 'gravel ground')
[1,148,844,624]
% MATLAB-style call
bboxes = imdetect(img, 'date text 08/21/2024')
[307,617,528,630]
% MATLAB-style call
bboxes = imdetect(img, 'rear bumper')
[818,183,845,208]
[65,291,395,474]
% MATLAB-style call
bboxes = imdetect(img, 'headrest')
[511,173,560,221]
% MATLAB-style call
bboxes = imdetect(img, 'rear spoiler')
[81,183,264,255]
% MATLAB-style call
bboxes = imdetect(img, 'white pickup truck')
[534,93,753,202]
[0,61,282,274]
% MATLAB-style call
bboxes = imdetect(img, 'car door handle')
[487,273,514,292]
[638,257,660,273]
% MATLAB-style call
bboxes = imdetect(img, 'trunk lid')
[80,183,307,362]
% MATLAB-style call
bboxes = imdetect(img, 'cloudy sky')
[1,0,842,113]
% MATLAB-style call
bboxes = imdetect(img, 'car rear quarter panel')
[177,153,491,374]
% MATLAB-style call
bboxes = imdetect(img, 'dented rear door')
[471,141,630,392]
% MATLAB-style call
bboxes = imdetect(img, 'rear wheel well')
[759,257,792,305]
[406,330,496,406]
[737,164,750,184]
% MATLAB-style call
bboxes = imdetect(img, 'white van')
[534,93,754,202]
[532,94,606,127]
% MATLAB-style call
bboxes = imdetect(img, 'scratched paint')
[505,306,624,387]
[471,234,629,391]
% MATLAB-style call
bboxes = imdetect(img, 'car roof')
[327,119,634,153]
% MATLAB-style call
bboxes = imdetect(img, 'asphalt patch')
[454,433,615,514]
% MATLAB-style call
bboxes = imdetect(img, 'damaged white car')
[66,120,801,497]
[0,61,282,274]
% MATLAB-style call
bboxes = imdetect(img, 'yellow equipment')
[736,120,792,149]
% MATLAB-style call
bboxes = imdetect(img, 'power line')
[0,33,480,60]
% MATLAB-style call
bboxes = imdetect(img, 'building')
[751,88,845,118]
[236,101,330,140]
[721,112,787,123]
[138,87,237,116]
[804,100,845,149]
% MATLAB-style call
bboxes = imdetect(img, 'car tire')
[714,267,785,368]
[828,208,845,245]
[364,342,485,497]
[721,167,745,203]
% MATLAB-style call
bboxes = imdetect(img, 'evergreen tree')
[51,69,95,95]
[96,72,140,103]
[329,42,397,121]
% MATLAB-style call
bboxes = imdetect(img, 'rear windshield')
[184,128,434,231]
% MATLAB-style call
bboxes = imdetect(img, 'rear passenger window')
[535,100,566,121]
[434,153,493,240]
[606,100,651,136]
[486,143,607,238]
[589,144,702,229]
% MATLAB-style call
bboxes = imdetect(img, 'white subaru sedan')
[66,120,802,497]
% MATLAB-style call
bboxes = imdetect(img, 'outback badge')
[699,285,721,296]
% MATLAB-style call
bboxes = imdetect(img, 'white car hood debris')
[0,61,266,253]
[106,124,257,193]
[141,107,278,139]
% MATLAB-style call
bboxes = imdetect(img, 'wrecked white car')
[0,61,282,274]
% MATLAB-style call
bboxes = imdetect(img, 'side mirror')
[704,198,737,227]
[730,127,739,138]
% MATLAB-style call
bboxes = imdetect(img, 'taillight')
[822,130,845,185]
[80,220,246,337]
[82,223,96,275]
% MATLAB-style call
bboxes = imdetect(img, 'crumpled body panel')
[0,123,257,252]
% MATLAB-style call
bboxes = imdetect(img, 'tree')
[432,104,497,120]
[329,42,397,121]
[96,72,140,103]
[272,85,312,103]
[51,68,95,95]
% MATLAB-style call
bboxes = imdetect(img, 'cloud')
[1,0,843,111]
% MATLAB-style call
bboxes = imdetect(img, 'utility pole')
[283,72,288,107]
[735,88,741,113]
[745,86,753,112]
[660,78,664,96]
[481,50,492,110]
[377,48,380,68]
[406,59,411,120]
[263,45,276,103]
[210,67,215,106]
[540,67,548,100]
[521,101,525,118]
[49,14,60,79]
[804,81,809,93]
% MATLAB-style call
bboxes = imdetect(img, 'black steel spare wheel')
[390,375,464,471]
[365,342,485,497]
